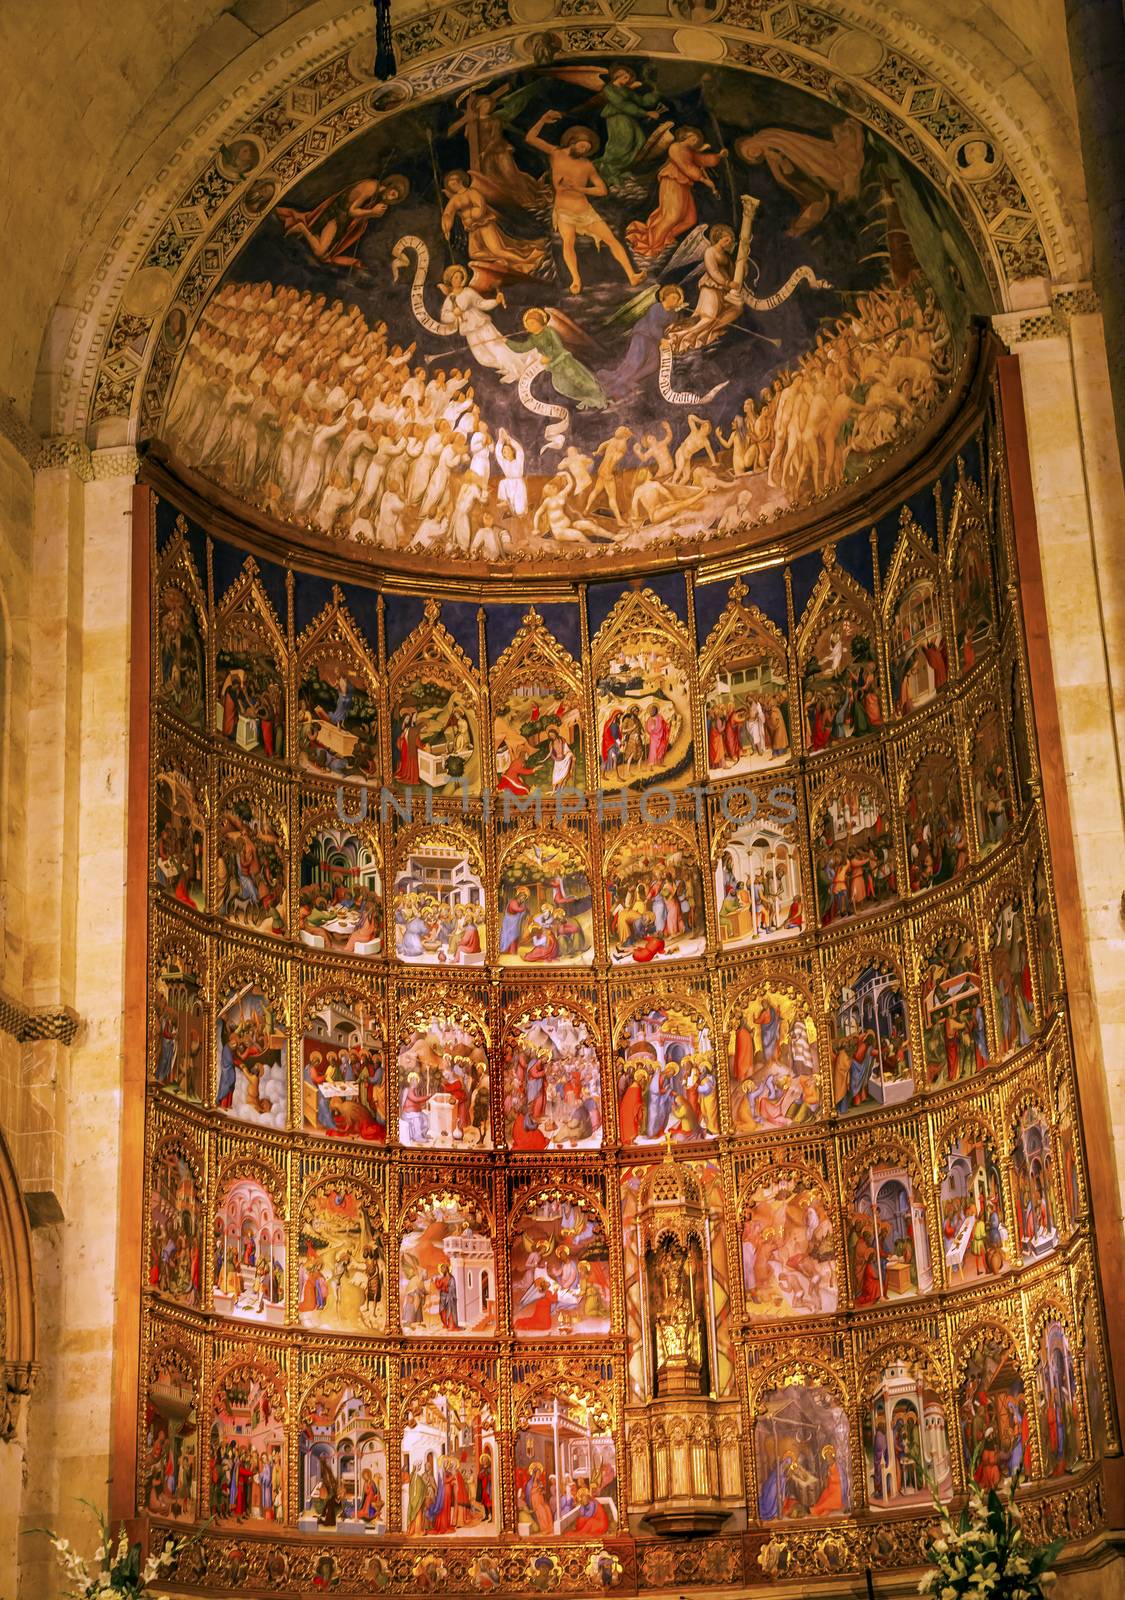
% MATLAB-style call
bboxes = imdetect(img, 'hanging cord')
[373,0,397,80]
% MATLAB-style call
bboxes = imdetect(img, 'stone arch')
[0,1127,37,1429]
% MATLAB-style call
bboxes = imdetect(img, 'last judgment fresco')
[136,49,1112,1600]
[160,58,986,572]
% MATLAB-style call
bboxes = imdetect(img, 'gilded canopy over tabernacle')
[160,57,987,572]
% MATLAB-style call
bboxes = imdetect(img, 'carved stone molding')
[992,281,1102,347]
[0,992,80,1048]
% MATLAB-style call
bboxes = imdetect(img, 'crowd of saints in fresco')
[210,1368,286,1524]
[596,640,693,790]
[393,838,486,966]
[814,785,897,924]
[704,650,790,778]
[162,58,977,566]
[755,1385,851,1521]
[400,1194,496,1337]
[297,1183,386,1333]
[217,984,288,1131]
[299,1383,387,1532]
[802,616,884,750]
[401,1390,496,1536]
[397,1014,491,1148]
[604,828,705,964]
[728,987,820,1130]
[299,829,384,957]
[297,659,381,780]
[829,964,914,1116]
[497,837,594,965]
[152,958,206,1102]
[960,1339,1029,1490]
[849,1165,933,1305]
[213,1175,286,1326]
[503,1011,602,1150]
[515,1401,618,1537]
[510,1197,611,1336]
[392,676,481,795]
[919,928,988,1087]
[741,1171,837,1316]
[615,1002,718,1144]
[863,1360,953,1510]
[715,813,804,947]
[493,678,584,792]
[154,772,206,911]
[302,997,386,1140]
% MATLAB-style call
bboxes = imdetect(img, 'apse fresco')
[162,59,982,572]
[139,211,1107,1578]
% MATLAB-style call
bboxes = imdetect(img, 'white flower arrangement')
[921,1459,1063,1600]
[29,1501,203,1599]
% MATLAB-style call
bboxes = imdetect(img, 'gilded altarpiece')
[137,391,1117,1596]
